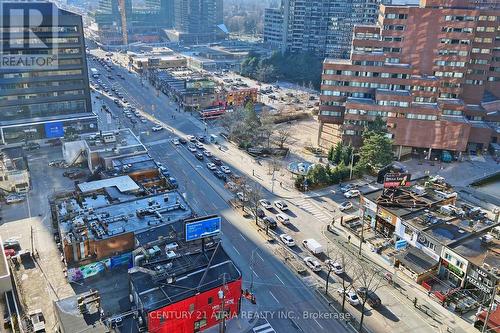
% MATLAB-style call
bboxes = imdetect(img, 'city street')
[84,47,465,333]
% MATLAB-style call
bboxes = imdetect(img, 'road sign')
[185,215,221,242]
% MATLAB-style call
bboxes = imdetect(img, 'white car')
[337,288,360,306]
[186,135,196,142]
[340,184,356,193]
[203,150,212,157]
[259,199,273,209]
[338,201,353,211]
[344,190,361,198]
[325,259,344,274]
[152,125,163,132]
[188,144,197,152]
[275,213,290,224]
[206,163,217,170]
[195,142,204,149]
[172,138,180,145]
[304,257,322,272]
[220,165,231,174]
[280,234,295,247]
[236,192,248,202]
[274,200,288,211]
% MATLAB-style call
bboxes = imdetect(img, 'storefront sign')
[441,259,465,278]
[378,208,395,225]
[362,197,377,212]
[384,173,411,188]
[466,266,496,295]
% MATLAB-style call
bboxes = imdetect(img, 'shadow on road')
[376,305,400,322]
[285,224,300,232]
[285,210,297,218]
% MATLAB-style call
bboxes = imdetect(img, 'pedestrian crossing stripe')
[294,199,331,222]
[253,323,276,333]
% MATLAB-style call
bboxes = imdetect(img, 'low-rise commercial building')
[130,55,187,73]
[0,148,29,193]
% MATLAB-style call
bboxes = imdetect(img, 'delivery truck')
[302,238,323,255]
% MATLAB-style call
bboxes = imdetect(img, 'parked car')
[212,157,223,165]
[344,190,361,198]
[196,136,205,142]
[276,213,290,224]
[304,257,322,272]
[325,259,344,274]
[188,144,197,152]
[23,142,40,151]
[172,138,180,145]
[274,200,288,211]
[279,234,295,247]
[337,288,360,306]
[3,239,21,251]
[262,216,277,230]
[339,201,353,211]
[236,192,248,202]
[206,163,217,170]
[195,152,204,160]
[256,208,266,218]
[203,150,212,157]
[168,177,178,188]
[214,170,226,181]
[356,287,382,308]
[152,125,163,132]
[187,135,196,142]
[340,184,356,193]
[179,138,187,144]
[220,165,231,174]
[259,199,273,210]
[195,142,204,149]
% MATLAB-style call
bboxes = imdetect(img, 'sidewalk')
[203,297,259,333]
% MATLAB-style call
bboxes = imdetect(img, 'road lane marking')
[313,318,324,329]
[233,246,241,255]
[255,252,264,262]
[239,234,247,241]
[268,291,279,303]
[275,274,284,285]
[252,269,259,278]
[253,322,275,333]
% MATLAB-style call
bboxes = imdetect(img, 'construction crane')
[118,0,128,45]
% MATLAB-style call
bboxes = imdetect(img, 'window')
[465,79,483,85]
[406,113,438,120]
[445,253,452,260]
[208,297,213,305]
[320,110,342,117]
[443,109,463,116]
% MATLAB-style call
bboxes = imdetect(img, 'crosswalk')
[253,322,276,333]
[292,198,332,223]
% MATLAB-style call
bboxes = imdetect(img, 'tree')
[307,165,330,186]
[331,141,343,164]
[274,126,291,148]
[365,115,388,135]
[327,146,335,162]
[354,264,385,332]
[358,133,394,170]
[259,112,275,148]
[244,181,263,226]
[342,145,353,166]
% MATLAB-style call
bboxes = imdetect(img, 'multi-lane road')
[86,47,450,333]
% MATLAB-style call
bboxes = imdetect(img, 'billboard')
[44,121,65,138]
[383,173,411,188]
[185,215,221,242]
[186,80,215,90]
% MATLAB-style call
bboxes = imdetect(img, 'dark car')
[195,152,204,160]
[196,136,205,142]
[214,170,226,181]
[23,142,40,151]
[356,288,381,308]
[262,217,277,230]
[179,138,187,144]
[256,208,266,218]
[212,157,222,165]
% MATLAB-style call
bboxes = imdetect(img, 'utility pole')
[358,207,365,256]
[218,274,227,333]
[349,149,355,180]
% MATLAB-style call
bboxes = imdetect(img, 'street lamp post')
[218,273,228,333]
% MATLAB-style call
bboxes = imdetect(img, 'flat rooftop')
[77,176,140,193]
[54,291,108,333]
[451,233,500,273]
[129,244,241,312]
[58,191,192,243]
[83,129,146,157]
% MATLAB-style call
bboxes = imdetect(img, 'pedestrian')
[347,235,351,244]
[280,181,282,187]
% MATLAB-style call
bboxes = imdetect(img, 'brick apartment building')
[318,0,500,159]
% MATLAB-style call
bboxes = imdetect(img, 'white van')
[302,239,323,254]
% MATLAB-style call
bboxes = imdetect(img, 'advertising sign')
[186,80,215,90]
[67,252,131,282]
[395,239,408,250]
[185,215,221,242]
[44,121,65,138]
[384,173,411,188]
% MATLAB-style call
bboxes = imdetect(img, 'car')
[113,99,120,105]
[279,234,295,247]
[168,177,178,189]
[172,138,180,145]
[196,136,205,142]
[125,113,132,118]
[5,194,26,204]
[344,190,361,198]
[274,200,288,211]
[195,142,204,149]
[212,157,222,165]
[203,150,212,157]
[195,152,204,160]
[275,213,290,224]
[338,201,353,211]
[130,118,137,124]
[140,118,147,123]
[179,138,187,144]
[258,199,273,210]
[206,163,217,170]
[304,257,322,272]
[23,142,40,151]
[356,287,382,308]
[220,166,231,174]
[188,144,197,152]
[337,288,360,306]
[187,135,196,142]
[262,216,277,230]
[256,208,266,218]
[152,125,163,132]
[236,192,248,202]
[3,239,21,251]
[325,259,344,274]
[340,184,356,193]
[214,170,226,180]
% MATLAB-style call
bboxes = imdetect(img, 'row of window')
[324,69,409,79]
[322,80,409,91]
[383,36,403,42]
[439,92,458,99]
[473,37,493,43]
[440,38,470,45]
[476,26,497,32]
[465,79,483,85]
[383,25,405,31]
[438,49,468,56]
[441,27,473,34]
[434,71,464,78]
[443,109,463,116]
[1,69,82,79]
[322,90,373,98]
[354,33,380,40]
[5,37,79,46]
[385,13,408,20]
[414,97,436,103]
[352,60,384,66]
[0,100,87,120]
[0,26,79,33]
[346,109,394,117]
[0,79,84,91]
[320,110,342,117]
[0,89,84,101]
[412,85,438,92]
[383,47,401,53]
[406,113,438,120]
[471,48,491,54]
[377,100,409,108]
[435,60,466,67]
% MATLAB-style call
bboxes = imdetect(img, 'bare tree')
[337,253,356,314]
[243,180,263,226]
[259,111,275,148]
[354,264,386,332]
[274,126,291,148]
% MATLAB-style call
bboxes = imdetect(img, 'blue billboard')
[185,215,221,242]
[44,122,65,138]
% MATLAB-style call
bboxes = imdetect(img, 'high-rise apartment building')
[165,0,224,44]
[263,0,390,59]
[0,2,97,145]
[318,0,500,158]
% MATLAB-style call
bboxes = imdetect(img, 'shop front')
[465,264,498,305]
[375,207,397,238]
[439,249,468,288]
